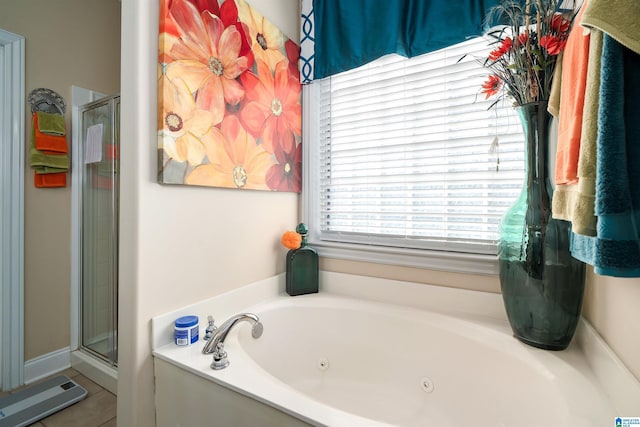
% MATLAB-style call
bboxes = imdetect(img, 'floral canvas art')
[158,0,302,192]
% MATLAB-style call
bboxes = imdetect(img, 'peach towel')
[554,3,590,188]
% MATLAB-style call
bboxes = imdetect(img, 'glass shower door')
[80,95,119,366]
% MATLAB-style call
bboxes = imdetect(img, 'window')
[302,37,525,274]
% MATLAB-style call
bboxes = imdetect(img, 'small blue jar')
[174,315,199,346]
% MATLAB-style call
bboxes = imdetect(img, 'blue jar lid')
[175,315,198,328]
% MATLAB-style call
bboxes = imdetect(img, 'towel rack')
[28,88,66,115]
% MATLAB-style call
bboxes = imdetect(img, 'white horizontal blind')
[317,37,525,255]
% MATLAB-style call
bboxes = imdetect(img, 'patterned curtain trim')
[299,0,315,84]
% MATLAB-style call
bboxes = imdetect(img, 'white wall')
[118,0,300,424]
[583,269,640,381]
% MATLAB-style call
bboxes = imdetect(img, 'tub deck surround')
[151,272,640,426]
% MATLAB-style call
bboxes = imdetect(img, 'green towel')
[551,30,603,237]
[36,111,66,136]
[30,147,70,170]
[29,127,70,170]
[547,52,563,118]
[571,29,603,237]
[33,166,68,174]
[582,0,640,55]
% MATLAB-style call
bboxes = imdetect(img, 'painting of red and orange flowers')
[158,0,302,192]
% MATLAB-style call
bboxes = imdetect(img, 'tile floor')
[0,368,116,427]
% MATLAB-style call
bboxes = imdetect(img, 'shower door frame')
[71,88,120,371]
[80,95,120,366]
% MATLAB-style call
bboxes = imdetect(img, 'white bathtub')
[152,272,640,427]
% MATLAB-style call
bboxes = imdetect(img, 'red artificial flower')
[481,75,502,99]
[516,32,529,46]
[479,2,575,105]
[540,35,567,56]
[488,37,512,61]
[549,14,571,35]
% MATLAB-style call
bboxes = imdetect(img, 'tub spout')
[202,313,263,356]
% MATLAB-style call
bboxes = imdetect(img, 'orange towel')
[34,171,66,188]
[555,4,590,186]
[105,143,119,160]
[33,113,68,154]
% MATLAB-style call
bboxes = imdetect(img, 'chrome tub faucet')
[202,313,263,370]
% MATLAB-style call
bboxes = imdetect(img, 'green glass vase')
[498,102,586,350]
[286,223,319,296]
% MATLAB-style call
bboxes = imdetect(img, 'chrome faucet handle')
[251,320,263,339]
[204,315,217,340]
[211,342,229,370]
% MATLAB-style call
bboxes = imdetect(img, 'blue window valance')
[300,0,497,82]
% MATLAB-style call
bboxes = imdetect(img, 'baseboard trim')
[23,347,71,385]
[70,350,118,395]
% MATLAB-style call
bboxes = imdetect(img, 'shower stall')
[72,93,120,391]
